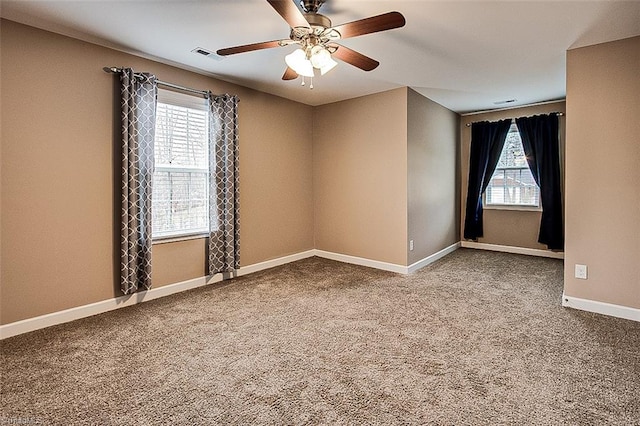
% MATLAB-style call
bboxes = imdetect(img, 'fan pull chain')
[299,76,314,89]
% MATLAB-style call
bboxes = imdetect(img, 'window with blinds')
[485,123,540,208]
[152,89,209,239]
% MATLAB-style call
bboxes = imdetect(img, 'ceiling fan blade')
[217,40,283,56]
[267,0,310,29]
[331,11,406,39]
[331,44,379,71]
[282,67,298,80]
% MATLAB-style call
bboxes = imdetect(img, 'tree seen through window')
[485,123,539,207]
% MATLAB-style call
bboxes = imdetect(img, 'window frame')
[152,88,210,242]
[483,123,541,212]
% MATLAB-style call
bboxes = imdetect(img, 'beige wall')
[407,89,459,265]
[0,20,314,324]
[152,239,207,287]
[237,91,314,265]
[564,36,640,309]
[459,101,566,250]
[313,89,408,266]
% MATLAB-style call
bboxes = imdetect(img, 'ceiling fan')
[216,0,406,85]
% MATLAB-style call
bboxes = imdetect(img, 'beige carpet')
[2,249,639,425]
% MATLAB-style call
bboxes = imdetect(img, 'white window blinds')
[152,89,209,239]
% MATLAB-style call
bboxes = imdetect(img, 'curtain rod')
[464,112,564,127]
[103,67,209,97]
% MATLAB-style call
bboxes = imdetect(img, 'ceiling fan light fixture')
[309,45,338,75]
[319,56,338,75]
[310,45,330,68]
[285,49,314,77]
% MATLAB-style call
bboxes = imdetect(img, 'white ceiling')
[2,0,639,113]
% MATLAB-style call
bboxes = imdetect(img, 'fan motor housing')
[304,13,331,31]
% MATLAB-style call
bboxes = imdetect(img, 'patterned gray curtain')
[120,69,157,294]
[208,94,240,274]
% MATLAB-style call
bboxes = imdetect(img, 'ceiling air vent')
[494,99,517,105]
[191,47,224,61]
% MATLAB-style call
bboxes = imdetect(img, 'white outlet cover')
[575,264,588,280]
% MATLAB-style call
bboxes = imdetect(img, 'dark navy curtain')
[463,119,512,240]
[516,114,564,250]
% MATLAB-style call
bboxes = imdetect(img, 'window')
[152,89,209,239]
[484,123,540,209]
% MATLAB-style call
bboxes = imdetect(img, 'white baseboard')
[313,250,408,274]
[0,274,224,340]
[562,293,640,323]
[315,243,461,275]
[237,250,315,276]
[407,242,461,274]
[0,251,315,340]
[461,241,564,259]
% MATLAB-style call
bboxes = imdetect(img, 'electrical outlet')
[409,240,414,251]
[575,264,588,280]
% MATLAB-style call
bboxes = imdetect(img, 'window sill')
[484,204,542,212]
[153,232,208,245]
